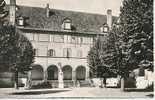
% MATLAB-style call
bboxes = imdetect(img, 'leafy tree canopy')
[0,26,34,73]
[119,0,153,72]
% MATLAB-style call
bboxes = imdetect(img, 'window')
[139,67,145,76]
[78,37,83,44]
[71,36,76,43]
[38,46,48,56]
[39,34,49,42]
[48,49,55,57]
[62,19,71,30]
[33,48,38,56]
[53,35,64,43]
[83,37,91,44]
[25,33,34,41]
[90,37,94,44]
[18,16,24,26]
[77,50,82,58]
[104,27,108,32]
[63,48,72,58]
[100,24,109,33]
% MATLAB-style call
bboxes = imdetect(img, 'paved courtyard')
[0,87,153,99]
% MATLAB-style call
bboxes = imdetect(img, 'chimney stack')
[107,9,112,30]
[46,3,50,18]
[9,0,16,26]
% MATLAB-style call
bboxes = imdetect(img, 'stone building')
[7,0,117,88]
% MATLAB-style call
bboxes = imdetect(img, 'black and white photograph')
[0,0,154,99]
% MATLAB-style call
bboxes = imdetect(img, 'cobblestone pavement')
[0,87,153,99]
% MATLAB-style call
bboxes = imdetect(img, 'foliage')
[88,0,153,80]
[88,37,102,78]
[0,0,8,25]
[88,35,117,78]
[119,0,153,73]
[0,26,34,73]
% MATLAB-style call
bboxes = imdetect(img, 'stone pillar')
[58,69,64,88]
[58,62,64,88]
[26,71,32,89]
[44,70,48,82]
[72,70,76,87]
[107,9,112,30]
[86,67,89,80]
[9,0,16,26]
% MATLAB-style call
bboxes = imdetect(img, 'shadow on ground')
[124,88,153,92]
[10,90,70,95]
[146,94,154,98]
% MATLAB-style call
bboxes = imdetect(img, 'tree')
[88,35,115,87]
[0,0,8,25]
[88,37,102,78]
[0,26,34,89]
[118,0,153,91]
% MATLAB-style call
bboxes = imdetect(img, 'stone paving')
[0,87,153,99]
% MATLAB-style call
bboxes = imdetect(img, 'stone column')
[58,69,64,88]
[85,67,89,80]
[58,62,64,88]
[44,70,48,82]
[26,71,32,89]
[72,70,76,87]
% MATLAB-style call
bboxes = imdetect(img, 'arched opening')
[76,66,86,80]
[47,65,58,80]
[31,65,44,80]
[62,65,72,80]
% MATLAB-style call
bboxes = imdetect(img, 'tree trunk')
[120,77,125,91]
[100,78,103,88]
[14,71,19,89]
[103,77,106,88]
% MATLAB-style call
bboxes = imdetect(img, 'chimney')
[46,3,50,18]
[107,9,112,30]
[9,0,16,26]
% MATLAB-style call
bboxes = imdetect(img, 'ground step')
[79,80,91,87]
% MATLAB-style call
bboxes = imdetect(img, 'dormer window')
[100,24,109,33]
[104,26,108,32]
[62,18,71,30]
[17,16,24,26]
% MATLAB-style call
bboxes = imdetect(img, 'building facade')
[8,0,117,88]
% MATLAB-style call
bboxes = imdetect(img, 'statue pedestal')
[58,72,64,88]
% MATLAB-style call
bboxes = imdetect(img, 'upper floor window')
[37,46,48,56]
[78,37,83,44]
[48,49,55,57]
[71,36,77,44]
[77,50,83,58]
[62,18,71,30]
[17,16,24,26]
[39,34,49,42]
[63,48,72,58]
[25,33,34,41]
[100,24,109,33]
[139,67,145,76]
[53,35,64,43]
[33,48,38,56]
[83,37,91,44]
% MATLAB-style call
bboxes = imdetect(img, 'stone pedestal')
[72,70,76,87]
[44,70,47,82]
[26,71,32,89]
[58,70,64,88]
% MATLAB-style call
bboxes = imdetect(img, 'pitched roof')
[7,5,118,34]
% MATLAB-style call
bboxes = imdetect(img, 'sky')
[5,0,123,16]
